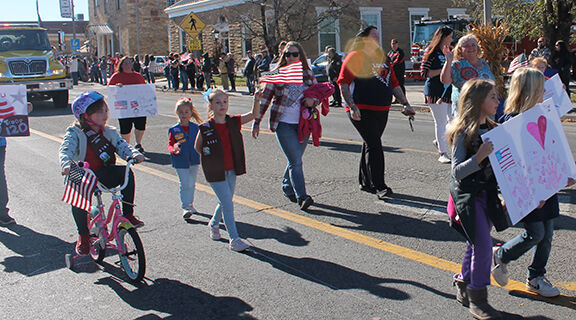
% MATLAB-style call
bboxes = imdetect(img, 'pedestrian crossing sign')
[180,12,206,38]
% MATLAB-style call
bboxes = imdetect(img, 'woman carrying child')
[59,91,145,255]
[447,79,508,319]
[168,98,203,220]
[491,68,575,297]
[195,89,260,252]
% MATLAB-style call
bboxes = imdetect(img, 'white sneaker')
[438,153,451,164]
[182,206,198,219]
[229,238,250,252]
[491,246,509,286]
[526,276,560,297]
[209,225,221,240]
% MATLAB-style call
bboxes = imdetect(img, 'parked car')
[151,56,169,75]
[311,52,346,83]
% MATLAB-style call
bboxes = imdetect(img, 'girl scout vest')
[168,123,200,168]
[199,116,246,182]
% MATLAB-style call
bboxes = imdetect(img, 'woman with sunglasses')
[252,41,317,210]
[337,26,414,200]
[108,56,147,153]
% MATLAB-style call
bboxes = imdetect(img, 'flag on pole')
[507,53,529,74]
[62,161,97,211]
[259,61,303,84]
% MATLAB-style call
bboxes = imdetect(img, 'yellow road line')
[157,113,437,155]
[33,128,576,309]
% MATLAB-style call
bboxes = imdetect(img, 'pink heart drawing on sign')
[526,115,547,149]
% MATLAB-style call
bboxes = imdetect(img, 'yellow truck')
[0,23,72,108]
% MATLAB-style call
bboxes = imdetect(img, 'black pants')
[349,109,389,191]
[228,73,236,90]
[187,71,196,89]
[397,72,406,95]
[330,80,342,106]
[72,165,135,235]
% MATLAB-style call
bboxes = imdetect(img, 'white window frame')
[408,8,429,45]
[241,21,253,57]
[316,7,340,55]
[447,8,467,19]
[359,7,382,44]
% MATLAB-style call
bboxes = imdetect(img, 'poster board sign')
[0,85,29,137]
[107,84,158,119]
[482,99,576,225]
[543,74,573,117]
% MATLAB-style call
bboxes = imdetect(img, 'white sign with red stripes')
[0,85,28,137]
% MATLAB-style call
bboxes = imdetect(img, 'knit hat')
[71,91,104,120]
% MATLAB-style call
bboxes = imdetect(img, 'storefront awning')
[89,24,113,36]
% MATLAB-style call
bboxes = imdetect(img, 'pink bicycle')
[65,159,146,282]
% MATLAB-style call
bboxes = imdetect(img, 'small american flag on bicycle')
[62,161,97,211]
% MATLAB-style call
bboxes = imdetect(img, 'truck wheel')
[52,90,69,108]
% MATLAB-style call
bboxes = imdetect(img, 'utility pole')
[484,0,492,26]
[72,0,76,40]
[136,0,140,55]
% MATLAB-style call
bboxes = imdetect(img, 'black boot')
[453,276,469,307]
[467,287,501,320]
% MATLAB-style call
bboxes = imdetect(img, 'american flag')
[62,161,98,211]
[507,53,529,74]
[495,146,516,173]
[260,61,303,84]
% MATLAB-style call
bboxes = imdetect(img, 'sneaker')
[298,196,314,211]
[209,225,221,240]
[0,214,16,226]
[135,144,145,153]
[182,210,194,219]
[376,187,393,200]
[75,235,91,255]
[491,246,509,286]
[438,153,451,164]
[125,215,145,228]
[526,276,560,297]
[229,238,250,252]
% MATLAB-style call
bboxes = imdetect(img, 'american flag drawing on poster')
[495,146,517,173]
[260,61,303,84]
[507,53,529,74]
[62,161,97,211]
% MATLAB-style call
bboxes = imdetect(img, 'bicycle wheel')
[89,238,106,263]
[116,227,146,282]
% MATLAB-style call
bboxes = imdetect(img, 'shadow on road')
[188,212,309,247]
[307,201,463,243]
[317,140,404,154]
[143,151,172,165]
[508,289,576,313]
[0,224,74,276]
[95,276,256,319]
[247,247,453,301]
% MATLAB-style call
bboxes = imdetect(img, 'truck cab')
[0,24,72,108]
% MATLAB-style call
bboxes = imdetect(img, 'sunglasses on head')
[285,52,300,57]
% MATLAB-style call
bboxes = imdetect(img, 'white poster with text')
[107,84,158,119]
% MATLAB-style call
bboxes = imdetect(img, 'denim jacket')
[58,124,140,170]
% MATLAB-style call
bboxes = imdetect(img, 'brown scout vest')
[199,115,246,182]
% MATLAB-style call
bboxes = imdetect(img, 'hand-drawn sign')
[179,12,206,38]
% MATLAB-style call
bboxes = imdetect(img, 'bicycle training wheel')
[89,238,106,263]
[116,227,146,282]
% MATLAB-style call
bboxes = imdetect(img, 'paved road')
[1,82,575,319]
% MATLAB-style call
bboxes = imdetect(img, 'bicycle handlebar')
[76,158,136,194]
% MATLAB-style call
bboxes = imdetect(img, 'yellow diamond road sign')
[187,40,202,51]
[180,12,205,38]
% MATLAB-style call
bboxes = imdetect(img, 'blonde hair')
[447,79,496,147]
[206,89,228,118]
[453,34,481,61]
[504,68,545,114]
[175,97,202,124]
[531,57,548,67]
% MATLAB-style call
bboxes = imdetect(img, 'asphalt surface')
[1,81,576,319]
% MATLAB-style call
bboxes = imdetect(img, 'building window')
[104,0,108,14]
[166,0,176,7]
[94,0,98,16]
[447,8,467,19]
[359,7,382,44]
[408,8,429,45]
[242,23,252,57]
[116,0,120,11]
[316,8,340,55]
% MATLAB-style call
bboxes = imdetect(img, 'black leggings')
[349,109,389,191]
[72,165,135,235]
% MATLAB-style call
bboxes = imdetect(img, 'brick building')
[1,21,89,54]
[164,0,465,66]
[88,0,170,57]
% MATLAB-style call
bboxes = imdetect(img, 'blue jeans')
[275,122,309,200]
[498,219,555,279]
[180,69,188,90]
[71,72,79,85]
[209,170,239,240]
[246,75,255,94]
[0,146,9,218]
[176,166,199,210]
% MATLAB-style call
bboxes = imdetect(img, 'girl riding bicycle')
[59,91,145,255]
